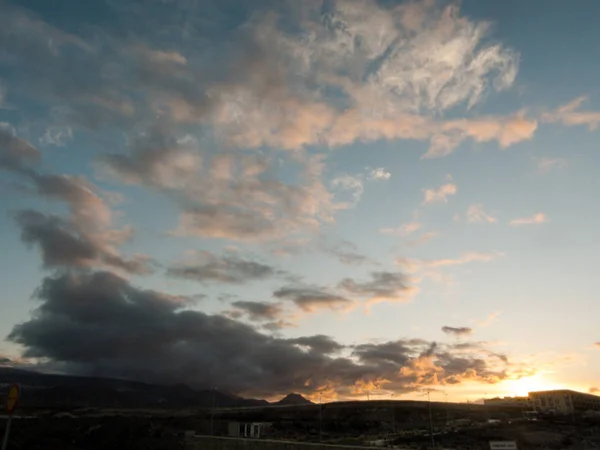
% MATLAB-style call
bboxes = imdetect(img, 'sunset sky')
[1,0,599,403]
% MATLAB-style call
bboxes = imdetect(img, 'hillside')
[0,367,268,409]
[276,393,313,406]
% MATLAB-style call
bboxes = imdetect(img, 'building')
[227,422,272,438]
[484,396,530,408]
[529,390,600,414]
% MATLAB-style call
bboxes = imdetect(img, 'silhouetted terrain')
[275,393,314,406]
[0,368,269,409]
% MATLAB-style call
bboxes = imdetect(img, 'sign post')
[2,384,20,450]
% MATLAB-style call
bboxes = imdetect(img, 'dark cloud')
[338,271,415,306]
[442,326,473,337]
[229,301,284,322]
[323,239,373,266]
[352,340,428,367]
[7,271,511,398]
[0,125,41,172]
[167,251,279,284]
[288,335,344,355]
[15,210,153,275]
[273,286,354,313]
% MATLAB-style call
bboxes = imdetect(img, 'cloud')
[442,326,473,337]
[331,174,364,207]
[423,183,457,204]
[531,157,567,174]
[273,286,354,313]
[367,167,391,181]
[509,213,548,226]
[466,204,497,224]
[7,271,514,397]
[40,126,73,147]
[380,222,421,237]
[338,271,418,308]
[428,251,504,268]
[15,210,152,275]
[476,311,502,327]
[167,251,280,284]
[1,0,530,159]
[27,173,113,230]
[0,124,41,172]
[542,97,600,130]
[100,124,202,190]
[0,127,150,274]
[288,335,344,355]
[227,301,285,323]
[594,342,600,349]
[322,239,373,266]
[590,387,599,394]
[395,251,503,289]
[406,231,440,247]
[423,114,537,159]
[102,125,343,242]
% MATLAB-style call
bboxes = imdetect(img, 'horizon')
[1,0,599,404]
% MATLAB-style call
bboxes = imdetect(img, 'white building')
[227,422,272,438]
[529,390,600,414]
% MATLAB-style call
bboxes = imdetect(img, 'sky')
[1,0,600,403]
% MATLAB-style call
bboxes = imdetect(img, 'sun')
[500,374,565,397]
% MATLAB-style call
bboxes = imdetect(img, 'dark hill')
[0,367,268,409]
[276,393,313,406]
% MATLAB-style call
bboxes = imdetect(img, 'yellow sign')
[6,384,19,415]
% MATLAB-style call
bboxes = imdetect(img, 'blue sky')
[1,0,599,401]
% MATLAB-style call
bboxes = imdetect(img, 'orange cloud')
[542,96,600,130]
[423,183,457,204]
[509,213,548,226]
[466,204,497,224]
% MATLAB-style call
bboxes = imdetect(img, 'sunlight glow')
[500,374,567,397]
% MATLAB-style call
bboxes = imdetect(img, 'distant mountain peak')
[276,392,313,405]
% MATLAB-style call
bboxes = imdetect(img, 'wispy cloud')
[428,251,505,268]
[476,311,502,327]
[532,157,568,174]
[331,174,365,207]
[338,271,419,310]
[509,213,549,226]
[423,183,457,204]
[273,286,355,314]
[167,251,283,284]
[542,96,600,130]
[380,222,421,237]
[406,231,440,247]
[367,167,391,181]
[594,342,600,349]
[466,204,497,224]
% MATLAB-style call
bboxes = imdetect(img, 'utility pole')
[210,386,216,435]
[319,393,323,442]
[427,390,435,450]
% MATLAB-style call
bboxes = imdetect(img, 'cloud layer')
[7,271,513,398]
